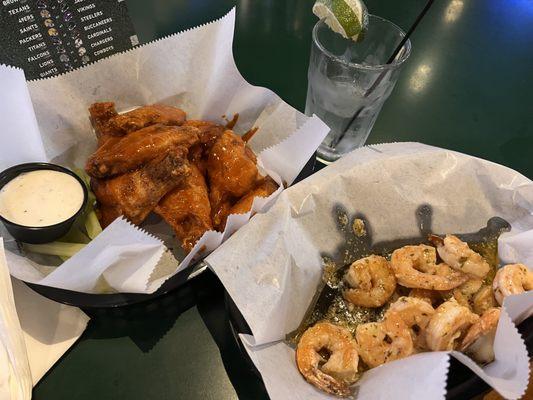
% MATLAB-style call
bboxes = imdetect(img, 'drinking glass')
[306,15,411,163]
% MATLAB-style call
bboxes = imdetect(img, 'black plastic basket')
[224,291,532,399]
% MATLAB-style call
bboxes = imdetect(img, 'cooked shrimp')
[460,308,500,364]
[426,299,480,351]
[409,288,442,307]
[385,296,435,350]
[472,285,497,315]
[430,234,490,279]
[492,263,533,305]
[296,322,359,397]
[456,278,483,299]
[451,278,483,308]
[342,255,397,308]
[390,245,469,290]
[356,313,414,368]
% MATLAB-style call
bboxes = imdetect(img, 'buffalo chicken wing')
[86,102,276,253]
[86,124,199,178]
[229,177,278,216]
[91,148,191,227]
[207,130,260,230]
[155,164,212,252]
[108,104,186,135]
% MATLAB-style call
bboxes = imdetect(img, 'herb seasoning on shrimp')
[288,210,529,397]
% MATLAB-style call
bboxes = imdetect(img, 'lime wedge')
[313,0,368,41]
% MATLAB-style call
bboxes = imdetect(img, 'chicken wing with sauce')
[89,102,186,145]
[86,103,270,252]
[183,117,254,174]
[213,177,278,230]
[155,164,212,252]
[86,124,199,178]
[207,130,260,230]
[108,104,186,135]
[91,148,191,227]
[89,102,119,147]
[183,120,225,175]
[229,177,278,216]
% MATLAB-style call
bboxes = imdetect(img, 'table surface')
[32,1,533,399]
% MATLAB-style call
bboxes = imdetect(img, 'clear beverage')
[306,16,411,163]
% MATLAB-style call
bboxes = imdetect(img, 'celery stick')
[85,210,102,240]
[62,226,91,244]
[73,168,95,205]
[73,168,100,237]
[24,242,86,258]
[73,168,91,187]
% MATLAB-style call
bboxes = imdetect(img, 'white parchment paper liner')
[0,239,32,400]
[11,277,89,386]
[0,8,329,294]
[208,142,532,399]
[0,240,89,396]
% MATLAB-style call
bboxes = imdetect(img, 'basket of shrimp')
[0,10,330,305]
[208,142,532,399]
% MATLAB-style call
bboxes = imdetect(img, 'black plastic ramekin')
[0,162,88,244]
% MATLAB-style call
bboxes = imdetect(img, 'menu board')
[0,0,138,79]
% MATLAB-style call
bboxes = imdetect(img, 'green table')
[33,1,533,399]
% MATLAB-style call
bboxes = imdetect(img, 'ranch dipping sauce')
[0,170,84,227]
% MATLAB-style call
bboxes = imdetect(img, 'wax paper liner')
[4,218,165,294]
[11,277,89,385]
[0,239,32,400]
[0,65,46,168]
[1,240,89,394]
[0,8,329,294]
[208,142,532,399]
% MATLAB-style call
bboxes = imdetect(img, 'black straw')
[331,0,435,147]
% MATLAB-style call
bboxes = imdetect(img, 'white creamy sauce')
[0,170,84,227]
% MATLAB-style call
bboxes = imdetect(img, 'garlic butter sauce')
[0,170,84,227]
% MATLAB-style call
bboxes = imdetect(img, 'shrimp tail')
[427,234,444,246]
[305,367,351,397]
